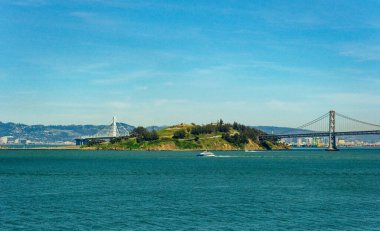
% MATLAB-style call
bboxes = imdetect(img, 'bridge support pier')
[327,135,338,151]
[327,110,339,151]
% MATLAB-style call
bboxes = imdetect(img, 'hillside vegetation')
[87,120,289,151]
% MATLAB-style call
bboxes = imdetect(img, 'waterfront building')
[297,138,303,146]
[0,136,8,144]
[19,139,30,145]
[305,138,313,146]
[6,136,18,144]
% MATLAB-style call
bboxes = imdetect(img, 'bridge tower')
[110,116,118,137]
[327,110,338,151]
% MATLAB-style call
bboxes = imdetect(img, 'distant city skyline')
[1,0,380,127]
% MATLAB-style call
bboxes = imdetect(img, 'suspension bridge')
[259,110,380,151]
[75,116,130,145]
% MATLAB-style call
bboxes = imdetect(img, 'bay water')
[1,149,379,230]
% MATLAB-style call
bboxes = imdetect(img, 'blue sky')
[1,0,380,126]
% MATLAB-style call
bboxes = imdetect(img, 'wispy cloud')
[339,43,380,61]
[255,10,324,28]
[77,1,185,11]
[5,0,47,7]
[0,71,7,80]
[92,70,159,84]
[108,101,131,110]
[69,10,202,40]
[70,11,121,27]
[264,100,308,112]
[317,93,380,105]
[21,56,112,77]
[135,85,148,91]
[153,99,187,107]
[163,81,174,87]
[43,100,132,110]
[188,61,336,81]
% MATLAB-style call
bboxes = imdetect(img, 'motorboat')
[197,150,215,157]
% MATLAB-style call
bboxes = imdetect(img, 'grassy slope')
[92,124,289,151]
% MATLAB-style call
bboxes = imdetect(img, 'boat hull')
[197,151,215,157]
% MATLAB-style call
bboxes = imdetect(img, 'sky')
[1,0,380,127]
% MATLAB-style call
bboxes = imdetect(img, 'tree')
[132,127,159,142]
[233,122,239,130]
[132,126,148,137]
[191,125,202,135]
[150,130,159,141]
[173,129,186,139]
[88,139,104,146]
[145,130,159,141]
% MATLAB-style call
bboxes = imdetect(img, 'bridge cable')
[335,112,380,129]
[296,113,330,130]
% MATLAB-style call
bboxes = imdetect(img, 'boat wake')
[214,155,261,158]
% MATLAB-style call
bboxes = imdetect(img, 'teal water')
[0,149,379,230]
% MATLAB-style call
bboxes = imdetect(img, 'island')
[83,120,289,151]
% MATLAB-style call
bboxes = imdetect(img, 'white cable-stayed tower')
[110,116,118,137]
[84,116,130,138]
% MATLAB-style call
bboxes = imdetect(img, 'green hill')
[87,121,289,151]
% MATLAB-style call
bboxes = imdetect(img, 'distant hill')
[253,126,307,135]
[0,122,134,143]
[146,125,168,132]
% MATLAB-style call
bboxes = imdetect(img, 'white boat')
[197,151,215,157]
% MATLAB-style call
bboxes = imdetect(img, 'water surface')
[1,149,379,230]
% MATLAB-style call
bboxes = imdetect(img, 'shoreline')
[2,146,380,151]
[0,146,82,150]
[0,145,272,151]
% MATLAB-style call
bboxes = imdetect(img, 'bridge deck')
[259,130,380,140]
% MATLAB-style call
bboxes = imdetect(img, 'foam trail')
[214,155,261,158]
